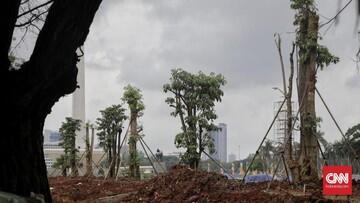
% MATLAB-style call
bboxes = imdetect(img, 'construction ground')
[49,165,360,203]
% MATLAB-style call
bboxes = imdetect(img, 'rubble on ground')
[49,176,144,202]
[50,165,360,202]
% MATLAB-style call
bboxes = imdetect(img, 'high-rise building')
[209,123,227,162]
[73,48,86,149]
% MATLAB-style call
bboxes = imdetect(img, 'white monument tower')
[73,48,86,149]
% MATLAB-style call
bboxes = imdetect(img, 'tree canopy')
[96,104,127,178]
[96,104,127,152]
[122,84,144,179]
[58,117,81,177]
[122,84,145,114]
[163,68,226,169]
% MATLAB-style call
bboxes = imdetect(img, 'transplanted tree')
[0,0,102,200]
[85,122,95,177]
[96,104,127,178]
[122,85,145,179]
[53,155,68,177]
[290,0,339,183]
[58,117,81,177]
[164,69,226,169]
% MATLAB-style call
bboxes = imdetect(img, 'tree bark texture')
[129,113,140,179]
[298,10,319,182]
[285,45,295,161]
[85,125,93,177]
[0,0,102,201]
[70,134,78,177]
[109,131,117,178]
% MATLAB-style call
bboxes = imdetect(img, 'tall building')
[209,123,227,162]
[73,48,86,149]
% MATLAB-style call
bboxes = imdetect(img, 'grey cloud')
[90,0,298,91]
[346,74,360,88]
[44,0,360,157]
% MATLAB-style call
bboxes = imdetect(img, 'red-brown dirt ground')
[49,166,360,203]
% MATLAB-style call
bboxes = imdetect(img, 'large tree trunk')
[0,0,102,201]
[108,131,117,178]
[85,125,94,177]
[115,128,122,178]
[85,124,91,176]
[297,10,319,183]
[70,134,78,177]
[129,113,140,179]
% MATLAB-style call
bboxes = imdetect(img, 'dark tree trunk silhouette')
[0,0,102,201]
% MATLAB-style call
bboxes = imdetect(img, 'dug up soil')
[49,165,360,203]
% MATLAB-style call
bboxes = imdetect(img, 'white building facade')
[209,123,227,162]
[73,48,86,149]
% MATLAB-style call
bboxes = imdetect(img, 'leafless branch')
[17,0,53,19]
[15,9,48,27]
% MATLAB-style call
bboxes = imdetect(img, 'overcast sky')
[25,0,360,160]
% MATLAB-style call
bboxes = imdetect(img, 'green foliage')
[59,117,81,153]
[316,45,339,69]
[57,117,81,176]
[341,123,360,156]
[346,123,360,141]
[243,153,264,172]
[122,85,145,114]
[163,68,226,168]
[53,155,67,170]
[122,84,144,178]
[290,0,314,10]
[291,0,339,69]
[96,104,127,153]
[324,123,360,169]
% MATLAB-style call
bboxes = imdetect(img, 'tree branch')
[17,0,53,19]
[0,0,21,72]
[15,9,48,27]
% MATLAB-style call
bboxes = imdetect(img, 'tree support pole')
[139,136,166,172]
[281,153,291,185]
[139,138,158,175]
[267,155,282,190]
[315,87,360,167]
[242,97,287,184]
[202,150,235,179]
[313,133,328,166]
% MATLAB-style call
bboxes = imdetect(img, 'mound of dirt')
[123,165,313,203]
[49,176,143,202]
[50,166,359,202]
